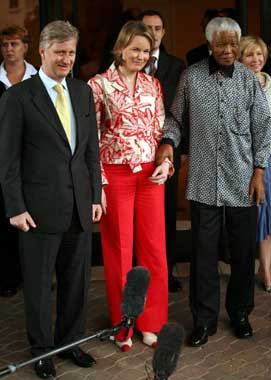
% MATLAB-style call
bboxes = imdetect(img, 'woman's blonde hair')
[240,35,268,64]
[113,21,154,67]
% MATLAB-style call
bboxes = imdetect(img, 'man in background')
[186,8,237,66]
[186,8,219,66]
[0,25,37,297]
[139,9,186,292]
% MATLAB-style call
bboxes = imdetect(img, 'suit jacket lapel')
[30,74,70,148]
[66,77,81,150]
[155,51,169,82]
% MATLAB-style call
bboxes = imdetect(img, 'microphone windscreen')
[121,266,150,318]
[153,323,184,379]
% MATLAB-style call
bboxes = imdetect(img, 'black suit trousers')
[190,201,257,327]
[19,209,92,356]
[0,186,21,289]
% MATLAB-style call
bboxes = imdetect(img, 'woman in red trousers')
[89,21,170,351]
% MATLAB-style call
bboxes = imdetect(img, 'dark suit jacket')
[0,81,5,97]
[0,74,101,233]
[186,43,209,66]
[155,50,187,156]
[155,50,186,113]
[0,81,6,220]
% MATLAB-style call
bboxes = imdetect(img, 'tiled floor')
[0,265,271,380]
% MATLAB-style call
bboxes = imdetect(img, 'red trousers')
[100,162,168,340]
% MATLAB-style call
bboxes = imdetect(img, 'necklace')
[123,75,132,83]
[118,68,135,84]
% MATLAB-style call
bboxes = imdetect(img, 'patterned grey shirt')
[163,58,271,207]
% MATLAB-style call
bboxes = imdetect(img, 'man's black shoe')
[231,315,253,339]
[168,274,182,292]
[58,347,96,367]
[189,325,217,347]
[34,358,56,379]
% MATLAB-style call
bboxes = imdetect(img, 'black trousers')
[19,208,92,356]
[0,187,21,289]
[190,201,257,328]
[165,149,181,273]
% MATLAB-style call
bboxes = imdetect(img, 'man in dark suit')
[139,10,186,292]
[186,9,218,66]
[0,80,21,297]
[0,20,102,379]
[186,8,237,66]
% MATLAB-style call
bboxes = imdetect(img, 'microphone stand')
[0,316,134,378]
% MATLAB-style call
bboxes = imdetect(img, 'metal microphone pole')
[0,316,134,378]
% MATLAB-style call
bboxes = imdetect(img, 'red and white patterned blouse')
[88,63,165,184]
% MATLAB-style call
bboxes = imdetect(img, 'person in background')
[139,9,186,292]
[186,8,237,66]
[0,20,102,379]
[263,40,271,75]
[0,25,37,297]
[186,9,219,66]
[156,17,271,347]
[240,36,271,292]
[89,20,169,351]
[98,7,142,74]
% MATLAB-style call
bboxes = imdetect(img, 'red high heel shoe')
[142,332,157,348]
[115,338,132,351]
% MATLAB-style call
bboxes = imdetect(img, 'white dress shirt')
[0,60,36,88]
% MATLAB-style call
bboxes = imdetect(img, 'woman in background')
[0,25,36,296]
[240,35,271,292]
[89,21,170,350]
[0,25,36,87]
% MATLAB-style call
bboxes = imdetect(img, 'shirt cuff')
[160,138,175,147]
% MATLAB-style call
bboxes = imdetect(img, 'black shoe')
[0,287,17,297]
[34,358,56,379]
[231,315,253,339]
[189,325,217,347]
[58,347,96,367]
[168,274,182,292]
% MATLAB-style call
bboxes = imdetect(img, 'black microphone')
[120,266,150,329]
[0,267,151,377]
[152,323,184,380]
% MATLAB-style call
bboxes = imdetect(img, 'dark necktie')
[148,56,157,76]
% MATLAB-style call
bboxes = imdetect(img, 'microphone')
[152,323,184,380]
[0,266,151,377]
[120,266,150,329]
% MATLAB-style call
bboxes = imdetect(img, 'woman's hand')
[149,160,170,185]
[92,204,102,222]
[101,187,107,214]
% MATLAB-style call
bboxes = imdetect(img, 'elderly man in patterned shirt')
[157,17,271,347]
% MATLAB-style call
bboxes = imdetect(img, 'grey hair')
[39,20,79,49]
[205,17,241,43]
